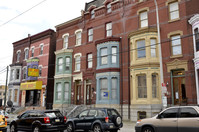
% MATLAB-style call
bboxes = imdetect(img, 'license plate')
[55,119,60,122]
[110,125,113,128]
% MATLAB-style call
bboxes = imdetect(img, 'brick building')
[9,29,56,109]
[53,0,199,121]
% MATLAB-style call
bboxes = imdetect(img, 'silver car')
[135,106,199,132]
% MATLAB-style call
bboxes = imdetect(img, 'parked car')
[66,108,123,132]
[0,114,7,132]
[10,109,67,132]
[0,109,11,124]
[135,106,199,132]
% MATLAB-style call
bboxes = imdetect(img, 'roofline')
[55,16,82,29]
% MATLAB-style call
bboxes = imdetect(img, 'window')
[79,110,88,118]
[150,39,156,57]
[38,66,42,76]
[107,3,111,13]
[31,47,34,57]
[171,35,181,55]
[40,45,43,55]
[106,22,112,37]
[140,11,148,28]
[65,57,70,71]
[17,51,21,62]
[179,107,199,118]
[111,78,117,99]
[14,89,18,102]
[75,55,81,71]
[63,35,69,49]
[58,58,63,72]
[137,40,146,58]
[23,67,27,79]
[152,74,157,98]
[64,82,69,101]
[87,53,93,68]
[88,28,93,42]
[24,48,29,60]
[100,78,108,100]
[76,31,81,45]
[16,69,20,80]
[195,28,199,51]
[10,69,14,81]
[169,2,179,20]
[88,110,97,117]
[161,108,178,118]
[56,83,62,100]
[9,89,12,101]
[91,9,95,19]
[112,47,117,64]
[100,48,108,65]
[137,74,147,98]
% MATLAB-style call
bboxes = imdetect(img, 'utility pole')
[154,0,167,108]
[4,66,9,113]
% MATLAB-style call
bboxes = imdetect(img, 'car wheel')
[66,123,74,132]
[32,126,40,132]
[93,124,102,132]
[142,126,154,132]
[10,124,16,132]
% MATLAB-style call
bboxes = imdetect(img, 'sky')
[0,0,89,85]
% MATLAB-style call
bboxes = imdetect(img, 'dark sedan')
[10,109,67,132]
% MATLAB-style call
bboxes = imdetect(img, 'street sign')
[103,92,108,97]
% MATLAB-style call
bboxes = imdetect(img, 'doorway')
[172,70,186,105]
[86,84,92,105]
[75,81,81,105]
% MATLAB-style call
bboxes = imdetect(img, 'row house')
[8,29,56,109]
[54,0,199,121]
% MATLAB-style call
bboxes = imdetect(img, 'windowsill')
[39,54,43,56]
[23,59,27,61]
[87,41,93,44]
[168,18,180,23]
[170,54,183,58]
[74,70,81,73]
[139,26,148,30]
[75,44,81,47]
[86,68,93,71]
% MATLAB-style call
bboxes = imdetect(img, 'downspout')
[120,37,123,117]
[128,38,131,120]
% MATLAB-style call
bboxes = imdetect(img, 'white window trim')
[74,53,82,72]
[22,66,27,81]
[38,65,43,78]
[62,33,69,49]
[39,43,44,55]
[24,47,29,60]
[16,50,21,62]
[75,29,82,46]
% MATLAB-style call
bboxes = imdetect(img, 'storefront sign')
[26,58,39,63]
[28,68,39,77]
[20,81,42,90]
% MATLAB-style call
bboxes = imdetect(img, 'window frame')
[75,55,81,72]
[194,28,199,51]
[106,22,112,37]
[76,31,82,46]
[31,47,34,57]
[16,50,21,62]
[91,9,95,19]
[137,39,146,58]
[150,38,157,57]
[171,34,182,56]
[87,53,93,69]
[57,57,63,72]
[56,82,62,101]
[65,57,70,71]
[107,3,112,13]
[100,78,108,100]
[100,48,108,65]
[63,34,69,49]
[139,11,148,28]
[137,74,147,98]
[168,1,179,21]
[40,44,44,55]
[88,28,93,42]
[24,48,29,60]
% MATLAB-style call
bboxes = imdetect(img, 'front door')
[76,84,81,105]
[172,70,186,105]
[86,85,92,105]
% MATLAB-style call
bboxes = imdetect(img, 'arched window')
[194,28,199,51]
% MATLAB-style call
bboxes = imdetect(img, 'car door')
[17,112,30,130]
[74,110,88,129]
[84,110,97,129]
[178,107,199,132]
[155,108,178,132]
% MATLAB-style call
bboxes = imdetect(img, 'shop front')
[20,81,43,107]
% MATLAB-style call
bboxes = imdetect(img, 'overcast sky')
[0,0,89,85]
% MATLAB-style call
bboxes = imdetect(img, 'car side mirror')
[157,114,163,119]
[17,115,21,119]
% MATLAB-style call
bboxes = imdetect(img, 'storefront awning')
[20,81,42,90]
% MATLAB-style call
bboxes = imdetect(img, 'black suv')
[66,108,123,132]
[10,110,67,132]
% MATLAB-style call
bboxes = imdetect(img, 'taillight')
[64,116,67,122]
[5,116,9,118]
[105,117,109,123]
[44,117,50,123]
[5,121,7,125]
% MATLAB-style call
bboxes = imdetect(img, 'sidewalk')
[119,120,136,132]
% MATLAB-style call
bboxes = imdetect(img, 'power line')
[0,0,47,27]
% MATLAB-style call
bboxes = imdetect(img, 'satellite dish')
[7,100,13,107]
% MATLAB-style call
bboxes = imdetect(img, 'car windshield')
[45,111,63,118]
